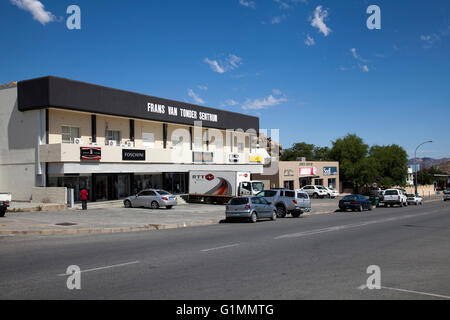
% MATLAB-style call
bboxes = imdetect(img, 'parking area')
[0,198,343,235]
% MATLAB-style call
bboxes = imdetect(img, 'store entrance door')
[93,173,131,201]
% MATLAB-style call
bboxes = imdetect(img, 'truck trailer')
[188,171,264,204]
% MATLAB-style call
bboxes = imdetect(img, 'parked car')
[225,196,277,223]
[256,189,301,218]
[407,194,423,205]
[339,195,373,212]
[124,189,177,209]
[443,190,450,201]
[319,186,339,198]
[300,185,329,199]
[293,190,312,216]
[382,188,408,207]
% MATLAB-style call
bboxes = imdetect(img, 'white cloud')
[242,93,287,110]
[310,6,331,37]
[420,33,440,48]
[221,99,239,108]
[271,15,284,24]
[204,54,243,74]
[239,0,256,8]
[197,85,208,91]
[204,58,226,74]
[350,48,369,63]
[10,0,56,25]
[304,34,315,46]
[360,65,369,72]
[188,89,205,104]
[274,0,291,9]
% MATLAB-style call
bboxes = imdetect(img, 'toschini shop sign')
[122,149,146,161]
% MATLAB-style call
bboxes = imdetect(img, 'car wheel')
[166,205,173,209]
[271,210,277,221]
[312,193,319,199]
[368,204,373,211]
[151,201,160,209]
[291,211,301,218]
[124,200,132,208]
[250,212,258,223]
[276,206,286,218]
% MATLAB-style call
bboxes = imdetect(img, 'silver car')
[225,196,277,223]
[124,189,177,209]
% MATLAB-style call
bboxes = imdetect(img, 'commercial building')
[0,76,265,201]
[253,160,340,191]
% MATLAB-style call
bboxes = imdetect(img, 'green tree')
[329,134,369,191]
[280,142,315,161]
[368,145,408,187]
[417,167,446,185]
[313,146,331,161]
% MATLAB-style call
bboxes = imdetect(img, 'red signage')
[80,147,101,160]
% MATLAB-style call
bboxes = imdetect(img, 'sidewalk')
[0,198,339,236]
[0,203,225,235]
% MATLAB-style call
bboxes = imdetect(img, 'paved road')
[0,200,449,299]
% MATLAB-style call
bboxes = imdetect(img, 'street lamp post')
[414,140,433,196]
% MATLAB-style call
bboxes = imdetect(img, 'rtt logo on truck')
[192,174,215,181]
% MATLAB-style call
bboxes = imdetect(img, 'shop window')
[62,126,80,143]
[328,178,337,190]
[142,132,155,148]
[238,142,244,153]
[106,130,121,145]
[284,181,294,190]
[314,179,323,186]
[172,136,183,148]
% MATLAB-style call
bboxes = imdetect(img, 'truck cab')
[238,181,264,196]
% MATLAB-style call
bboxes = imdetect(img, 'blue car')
[339,194,373,212]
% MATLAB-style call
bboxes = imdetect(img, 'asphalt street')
[0,200,449,299]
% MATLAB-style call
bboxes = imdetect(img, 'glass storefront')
[48,175,92,202]
[48,172,189,202]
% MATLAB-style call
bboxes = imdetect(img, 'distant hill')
[408,157,450,169]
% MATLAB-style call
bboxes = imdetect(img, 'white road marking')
[201,243,240,252]
[358,284,450,299]
[58,260,140,276]
[274,210,442,240]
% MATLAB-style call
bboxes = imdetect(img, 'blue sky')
[1,0,449,158]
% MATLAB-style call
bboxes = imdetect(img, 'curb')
[0,220,222,236]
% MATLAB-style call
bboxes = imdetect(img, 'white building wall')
[0,86,40,200]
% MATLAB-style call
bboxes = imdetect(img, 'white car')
[443,190,450,201]
[382,188,408,207]
[321,186,339,198]
[300,185,329,199]
[406,194,423,205]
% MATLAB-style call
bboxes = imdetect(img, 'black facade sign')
[18,76,259,131]
[193,152,213,163]
[80,147,101,160]
[122,149,146,161]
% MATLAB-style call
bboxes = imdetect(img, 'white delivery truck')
[188,171,264,204]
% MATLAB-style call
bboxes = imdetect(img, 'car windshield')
[385,190,398,195]
[156,190,170,195]
[407,194,415,197]
[252,182,264,192]
[317,186,326,189]
[228,197,249,205]
[343,195,357,201]
[257,190,277,197]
